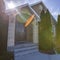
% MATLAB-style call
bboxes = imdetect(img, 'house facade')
[0,0,56,54]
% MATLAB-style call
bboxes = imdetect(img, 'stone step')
[15,43,38,49]
[14,45,38,53]
[14,43,38,56]
[14,48,38,56]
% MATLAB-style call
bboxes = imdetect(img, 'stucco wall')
[0,0,5,14]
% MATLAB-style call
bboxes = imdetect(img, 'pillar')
[7,13,16,50]
[33,18,38,43]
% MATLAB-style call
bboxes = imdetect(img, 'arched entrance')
[15,14,33,45]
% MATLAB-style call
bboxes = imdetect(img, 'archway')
[15,14,34,45]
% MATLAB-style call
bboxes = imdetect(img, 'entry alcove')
[15,14,33,45]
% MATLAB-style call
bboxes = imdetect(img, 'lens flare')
[25,14,35,27]
[7,1,15,9]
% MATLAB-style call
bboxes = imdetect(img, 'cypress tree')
[38,10,53,53]
[55,15,60,53]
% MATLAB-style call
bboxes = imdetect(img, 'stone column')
[7,13,16,50]
[33,18,38,44]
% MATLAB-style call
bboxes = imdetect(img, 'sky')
[5,0,60,21]
[41,0,60,21]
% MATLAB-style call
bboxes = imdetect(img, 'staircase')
[14,43,38,57]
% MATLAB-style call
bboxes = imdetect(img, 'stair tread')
[15,43,38,49]
[14,43,38,56]
[14,46,38,52]
[15,49,38,56]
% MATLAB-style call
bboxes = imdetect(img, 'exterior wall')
[33,18,38,43]
[31,2,47,16]
[31,4,41,16]
[0,0,9,54]
[0,0,5,12]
